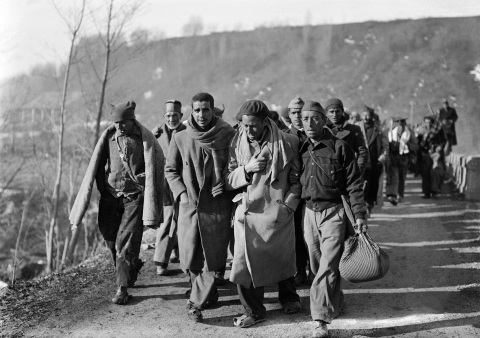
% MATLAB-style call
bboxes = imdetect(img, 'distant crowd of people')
[69,93,458,338]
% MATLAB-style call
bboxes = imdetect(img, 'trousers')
[237,277,300,319]
[187,270,218,309]
[304,205,346,323]
[154,203,179,267]
[364,161,383,205]
[98,192,144,287]
[294,200,309,272]
[386,154,409,197]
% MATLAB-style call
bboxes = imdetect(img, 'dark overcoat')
[165,121,235,272]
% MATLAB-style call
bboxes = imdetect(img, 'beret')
[301,100,326,115]
[288,96,305,109]
[165,100,182,113]
[109,101,136,122]
[238,100,269,119]
[325,98,344,111]
[280,107,289,118]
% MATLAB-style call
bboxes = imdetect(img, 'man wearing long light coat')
[225,99,302,328]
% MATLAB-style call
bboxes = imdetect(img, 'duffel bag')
[340,231,390,283]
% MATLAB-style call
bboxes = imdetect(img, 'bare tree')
[90,0,143,145]
[45,0,86,273]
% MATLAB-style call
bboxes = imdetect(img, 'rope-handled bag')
[308,149,389,283]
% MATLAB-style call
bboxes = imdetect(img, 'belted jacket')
[299,129,366,220]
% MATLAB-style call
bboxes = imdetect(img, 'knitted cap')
[325,98,343,111]
[238,100,269,119]
[288,96,305,109]
[301,100,326,115]
[165,100,182,113]
[109,101,136,122]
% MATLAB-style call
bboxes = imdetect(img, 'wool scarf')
[186,115,235,197]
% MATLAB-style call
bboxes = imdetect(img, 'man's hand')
[356,218,368,234]
[245,156,267,173]
[289,170,300,184]
[179,192,188,203]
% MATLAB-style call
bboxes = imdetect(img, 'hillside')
[3,16,480,154]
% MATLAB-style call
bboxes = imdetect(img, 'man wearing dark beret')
[151,100,186,276]
[69,100,165,305]
[226,99,302,328]
[325,98,369,176]
[299,100,367,337]
[165,93,235,322]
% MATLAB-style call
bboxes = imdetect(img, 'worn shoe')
[294,268,308,286]
[156,266,169,276]
[111,290,130,305]
[215,271,227,286]
[187,308,203,322]
[387,196,398,206]
[397,196,403,203]
[169,256,180,263]
[233,314,266,328]
[282,301,302,314]
[422,194,431,199]
[312,321,328,338]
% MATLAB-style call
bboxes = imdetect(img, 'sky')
[1,0,480,82]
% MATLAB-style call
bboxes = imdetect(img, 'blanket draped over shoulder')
[233,118,293,184]
[186,115,235,196]
[69,120,164,229]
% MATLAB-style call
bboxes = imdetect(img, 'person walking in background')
[385,117,418,205]
[226,100,302,328]
[279,107,292,130]
[417,115,447,199]
[299,100,367,338]
[165,93,235,322]
[151,100,186,276]
[438,98,458,154]
[325,98,369,177]
[69,101,164,305]
[284,96,310,285]
[362,107,388,213]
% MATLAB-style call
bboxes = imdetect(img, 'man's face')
[192,101,214,128]
[302,111,326,141]
[399,120,407,128]
[164,111,182,129]
[289,108,303,129]
[443,102,449,109]
[115,119,134,135]
[351,112,360,122]
[362,111,373,123]
[326,107,343,124]
[424,118,433,129]
[242,115,266,141]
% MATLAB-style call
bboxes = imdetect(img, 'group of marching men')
[69,92,454,337]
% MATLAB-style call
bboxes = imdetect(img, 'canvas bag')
[308,149,390,283]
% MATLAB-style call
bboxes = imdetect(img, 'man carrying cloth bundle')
[225,99,302,328]
[152,100,186,275]
[69,101,164,305]
[165,93,235,322]
[299,100,367,338]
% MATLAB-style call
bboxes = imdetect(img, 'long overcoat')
[225,130,301,288]
[165,122,234,272]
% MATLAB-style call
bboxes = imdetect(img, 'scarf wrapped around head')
[234,117,293,185]
[186,115,235,196]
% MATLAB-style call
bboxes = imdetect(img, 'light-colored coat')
[225,128,301,288]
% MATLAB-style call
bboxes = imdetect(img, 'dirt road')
[15,176,480,337]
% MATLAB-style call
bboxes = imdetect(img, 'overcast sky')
[2,0,480,82]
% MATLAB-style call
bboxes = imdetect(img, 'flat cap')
[325,98,344,111]
[109,101,136,122]
[238,100,269,119]
[165,100,182,113]
[288,96,305,110]
[301,100,326,115]
[393,116,407,122]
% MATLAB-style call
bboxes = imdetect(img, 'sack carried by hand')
[339,196,389,283]
[340,231,390,283]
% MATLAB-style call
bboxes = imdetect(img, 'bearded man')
[165,92,235,322]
